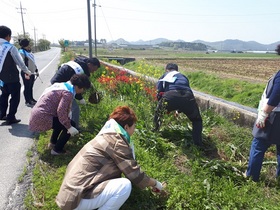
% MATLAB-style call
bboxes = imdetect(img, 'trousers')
[246,137,280,181]
[0,81,21,120]
[50,117,75,152]
[74,178,132,210]
[154,89,203,146]
[21,71,35,103]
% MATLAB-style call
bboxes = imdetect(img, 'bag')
[88,91,102,104]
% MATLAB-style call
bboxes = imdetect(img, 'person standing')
[29,74,91,155]
[19,38,39,107]
[0,25,32,125]
[56,106,165,210]
[154,63,203,147]
[50,55,100,130]
[246,69,280,182]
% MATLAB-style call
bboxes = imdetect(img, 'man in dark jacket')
[50,55,100,129]
[154,63,203,147]
[246,70,280,181]
[0,25,32,124]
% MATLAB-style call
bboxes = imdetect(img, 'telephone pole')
[87,0,93,58]
[93,0,97,57]
[17,2,26,36]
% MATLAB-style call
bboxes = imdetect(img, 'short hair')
[0,26,11,39]
[19,38,30,47]
[165,63,178,71]
[87,57,100,68]
[70,74,91,89]
[109,106,137,128]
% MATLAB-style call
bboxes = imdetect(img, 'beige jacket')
[56,133,152,210]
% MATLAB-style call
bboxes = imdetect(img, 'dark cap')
[165,63,178,71]
[19,38,30,47]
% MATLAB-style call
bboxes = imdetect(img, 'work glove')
[78,99,86,105]
[256,110,268,128]
[152,180,163,193]
[67,126,79,136]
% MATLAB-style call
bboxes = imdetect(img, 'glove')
[256,110,268,128]
[67,126,79,136]
[78,99,86,105]
[152,180,163,193]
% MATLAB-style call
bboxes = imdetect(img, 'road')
[0,47,61,209]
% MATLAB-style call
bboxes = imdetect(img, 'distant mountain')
[108,38,280,51]
[193,39,280,51]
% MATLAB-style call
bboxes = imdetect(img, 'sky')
[1,0,280,44]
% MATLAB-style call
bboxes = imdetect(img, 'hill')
[108,38,280,51]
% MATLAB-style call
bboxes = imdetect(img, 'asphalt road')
[0,47,61,209]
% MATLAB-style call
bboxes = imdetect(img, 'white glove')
[256,110,268,128]
[152,180,163,192]
[79,99,86,105]
[67,126,79,136]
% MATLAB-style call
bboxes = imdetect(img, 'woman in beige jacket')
[56,106,165,210]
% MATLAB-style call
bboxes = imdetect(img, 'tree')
[37,39,50,51]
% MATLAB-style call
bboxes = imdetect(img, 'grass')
[23,49,280,209]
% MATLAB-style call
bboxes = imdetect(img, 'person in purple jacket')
[154,63,203,147]
[29,74,91,155]
[246,69,280,181]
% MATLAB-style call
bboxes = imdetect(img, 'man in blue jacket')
[154,63,203,147]
[50,55,100,130]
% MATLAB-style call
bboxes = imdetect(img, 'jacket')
[0,38,31,83]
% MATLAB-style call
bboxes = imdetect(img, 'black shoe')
[25,102,34,107]
[0,116,7,120]
[30,100,37,105]
[6,118,21,125]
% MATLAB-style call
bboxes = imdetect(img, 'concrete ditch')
[101,61,258,128]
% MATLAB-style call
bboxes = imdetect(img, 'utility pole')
[87,0,93,58]
[93,0,97,57]
[17,2,26,36]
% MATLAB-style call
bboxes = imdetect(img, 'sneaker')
[48,143,55,149]
[5,118,21,125]
[25,102,34,107]
[51,149,67,156]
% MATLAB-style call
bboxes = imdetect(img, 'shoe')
[25,102,34,107]
[30,100,37,105]
[48,143,55,149]
[6,118,21,125]
[0,116,7,120]
[51,149,67,156]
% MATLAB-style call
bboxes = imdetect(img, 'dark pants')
[21,71,35,103]
[0,81,21,120]
[50,117,76,152]
[246,137,280,181]
[154,90,203,146]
